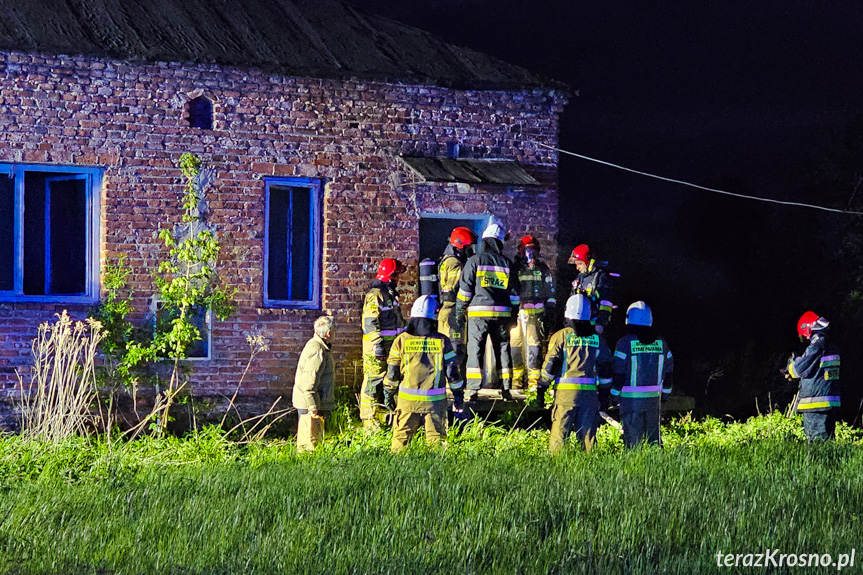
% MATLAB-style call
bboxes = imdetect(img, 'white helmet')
[625,301,653,327]
[565,294,592,321]
[411,295,438,319]
[482,217,507,242]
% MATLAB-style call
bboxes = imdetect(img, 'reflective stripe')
[541,370,555,381]
[560,377,595,384]
[556,383,597,390]
[380,328,405,337]
[630,356,638,387]
[657,353,665,387]
[466,368,483,380]
[360,396,374,406]
[362,331,382,340]
[383,378,398,387]
[610,388,621,396]
[822,355,840,362]
[379,306,394,312]
[478,265,509,273]
[614,350,627,360]
[449,380,464,390]
[468,305,512,318]
[522,302,545,310]
[399,387,448,402]
[797,396,841,410]
[619,384,662,398]
[547,298,557,305]
[420,275,438,282]
[457,289,473,301]
[444,351,456,361]
[600,300,613,307]
[787,361,798,378]
[662,387,672,394]
[598,378,613,385]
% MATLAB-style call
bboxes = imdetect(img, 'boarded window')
[188,96,213,130]
[0,165,98,300]
[418,214,488,262]
[265,179,321,308]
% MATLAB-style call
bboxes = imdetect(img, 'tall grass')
[1,413,862,574]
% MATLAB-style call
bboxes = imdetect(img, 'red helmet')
[568,244,591,265]
[518,235,540,255]
[797,311,829,339]
[376,258,405,282]
[449,227,477,250]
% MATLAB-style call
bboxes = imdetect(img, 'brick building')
[0,0,568,409]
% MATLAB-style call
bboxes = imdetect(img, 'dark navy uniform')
[787,333,841,440]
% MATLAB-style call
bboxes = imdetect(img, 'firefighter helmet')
[518,235,541,255]
[411,295,439,319]
[482,218,508,242]
[564,294,592,321]
[626,301,653,326]
[376,258,405,283]
[568,244,591,265]
[797,311,829,339]
[449,227,477,250]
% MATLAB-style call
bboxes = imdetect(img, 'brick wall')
[0,50,567,401]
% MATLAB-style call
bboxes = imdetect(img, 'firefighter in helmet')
[611,301,673,448]
[438,227,477,374]
[455,217,520,408]
[384,295,464,452]
[784,311,841,441]
[360,258,406,427]
[568,244,614,334]
[538,294,612,453]
[510,235,556,389]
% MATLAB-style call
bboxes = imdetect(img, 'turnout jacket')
[362,280,406,357]
[515,258,556,315]
[611,334,673,401]
[787,334,841,412]
[540,328,612,405]
[292,335,335,412]
[438,245,465,304]
[384,332,464,413]
[571,260,613,327]
[455,238,520,322]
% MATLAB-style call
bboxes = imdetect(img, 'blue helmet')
[625,301,653,327]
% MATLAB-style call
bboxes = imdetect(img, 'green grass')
[1,413,862,574]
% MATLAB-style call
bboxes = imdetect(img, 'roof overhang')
[399,157,540,186]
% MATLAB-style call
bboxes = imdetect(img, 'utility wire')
[537,142,863,216]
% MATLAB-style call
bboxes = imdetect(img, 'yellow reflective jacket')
[384,332,464,413]
[362,280,406,357]
[541,328,612,406]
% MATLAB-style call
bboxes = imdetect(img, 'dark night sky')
[347,1,863,413]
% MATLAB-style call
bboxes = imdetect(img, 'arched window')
[188,96,213,130]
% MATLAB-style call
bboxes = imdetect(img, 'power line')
[537,142,863,216]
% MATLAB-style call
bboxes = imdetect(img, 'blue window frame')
[0,163,101,302]
[264,178,322,309]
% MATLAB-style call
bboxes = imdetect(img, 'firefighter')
[611,301,673,448]
[510,235,556,389]
[455,218,520,408]
[360,258,406,428]
[383,295,464,452]
[292,315,336,452]
[438,226,477,374]
[538,294,612,453]
[568,244,614,334]
[784,311,841,441]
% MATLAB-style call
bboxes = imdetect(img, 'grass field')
[1,413,862,574]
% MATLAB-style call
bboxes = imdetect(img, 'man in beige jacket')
[292,315,336,452]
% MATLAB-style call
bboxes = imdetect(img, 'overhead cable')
[537,142,863,216]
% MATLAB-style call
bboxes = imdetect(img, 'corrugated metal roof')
[0,0,566,91]
[399,157,540,186]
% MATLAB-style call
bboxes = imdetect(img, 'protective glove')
[383,387,397,412]
[453,392,464,412]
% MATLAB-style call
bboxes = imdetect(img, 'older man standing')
[292,315,336,452]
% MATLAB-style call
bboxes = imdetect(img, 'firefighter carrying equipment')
[570,258,614,328]
[626,301,653,327]
[797,310,830,339]
[411,294,439,320]
[419,258,438,296]
[511,247,556,388]
[455,236,520,394]
[376,258,406,283]
[540,326,613,453]
[384,324,464,452]
[786,325,840,441]
[612,333,673,448]
[565,294,592,321]
[361,278,406,422]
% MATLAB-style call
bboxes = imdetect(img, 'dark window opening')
[418,215,488,262]
[188,96,213,130]
[265,179,320,307]
[0,175,14,291]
